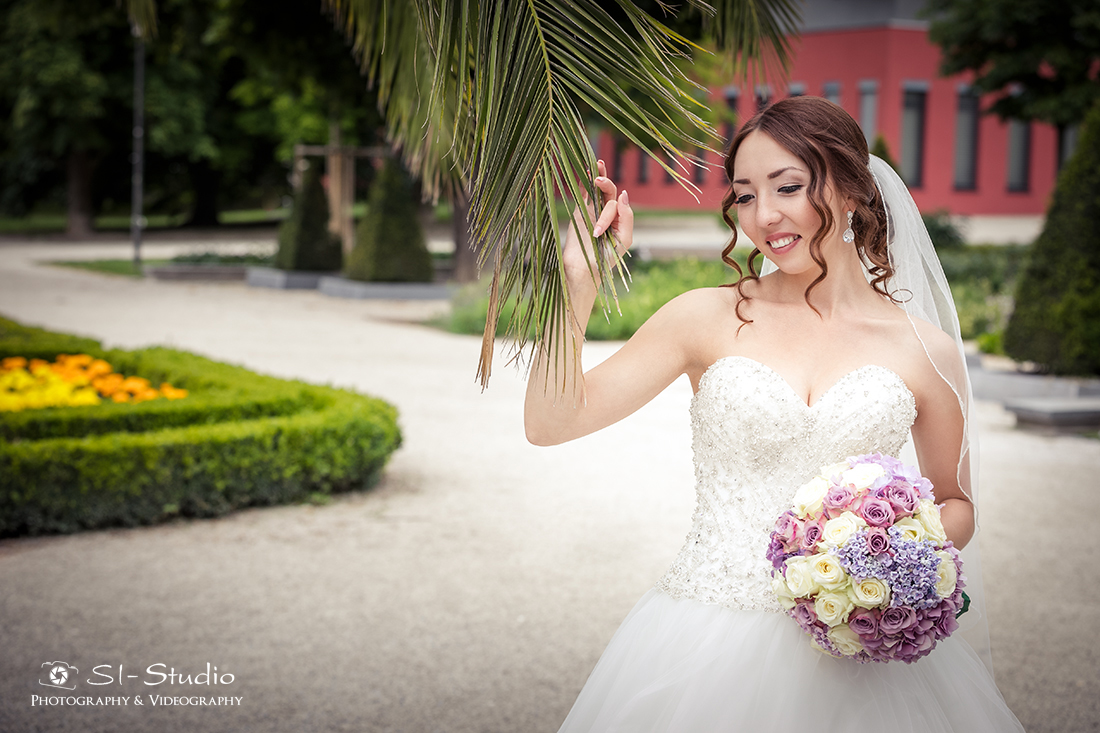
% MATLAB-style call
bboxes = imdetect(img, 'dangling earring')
[842,210,855,244]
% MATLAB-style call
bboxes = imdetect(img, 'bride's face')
[731,131,848,276]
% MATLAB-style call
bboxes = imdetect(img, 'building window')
[637,148,649,185]
[723,86,740,144]
[788,82,806,97]
[1006,120,1031,192]
[859,80,878,145]
[823,81,841,106]
[693,149,706,186]
[901,83,928,188]
[953,87,980,190]
[1059,123,1080,170]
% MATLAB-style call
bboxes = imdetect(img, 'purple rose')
[879,606,917,635]
[766,535,787,570]
[860,498,896,527]
[791,600,818,630]
[823,484,857,516]
[883,483,919,516]
[865,526,891,554]
[801,520,824,551]
[848,609,879,637]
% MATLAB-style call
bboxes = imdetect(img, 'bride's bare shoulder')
[657,284,745,326]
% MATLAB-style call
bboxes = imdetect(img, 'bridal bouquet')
[766,453,967,664]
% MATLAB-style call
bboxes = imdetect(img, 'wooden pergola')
[292,142,389,256]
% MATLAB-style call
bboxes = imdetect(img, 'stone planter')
[317,276,454,300]
[246,266,334,290]
[143,264,248,281]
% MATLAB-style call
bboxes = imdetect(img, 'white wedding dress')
[558,356,1025,732]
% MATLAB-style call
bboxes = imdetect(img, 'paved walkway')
[1,238,1097,733]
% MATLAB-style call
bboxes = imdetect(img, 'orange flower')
[1,356,27,370]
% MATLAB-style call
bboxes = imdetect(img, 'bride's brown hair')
[720,96,893,320]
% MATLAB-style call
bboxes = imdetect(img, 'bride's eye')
[734,193,754,205]
[778,184,803,195]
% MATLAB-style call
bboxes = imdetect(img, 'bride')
[524,97,1025,731]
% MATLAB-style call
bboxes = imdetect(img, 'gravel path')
[1,239,1097,733]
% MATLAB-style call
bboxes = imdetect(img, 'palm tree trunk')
[66,150,94,238]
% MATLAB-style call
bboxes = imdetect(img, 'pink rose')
[883,482,919,516]
[823,484,858,516]
[865,526,891,554]
[860,498,896,528]
[774,511,803,548]
[800,519,824,551]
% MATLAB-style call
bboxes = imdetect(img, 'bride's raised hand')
[562,160,633,294]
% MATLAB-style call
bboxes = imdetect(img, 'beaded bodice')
[655,356,917,613]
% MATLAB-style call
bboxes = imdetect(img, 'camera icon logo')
[40,661,78,690]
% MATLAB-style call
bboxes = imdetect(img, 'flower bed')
[1,354,188,412]
[0,317,402,537]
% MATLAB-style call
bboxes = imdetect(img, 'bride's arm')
[909,326,976,549]
[524,169,702,446]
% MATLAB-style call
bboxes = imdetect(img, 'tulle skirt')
[558,589,1025,732]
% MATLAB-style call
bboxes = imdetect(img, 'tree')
[1003,101,1100,375]
[0,0,377,231]
[926,0,1100,156]
[0,0,134,235]
[345,157,433,283]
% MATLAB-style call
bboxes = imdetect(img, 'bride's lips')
[766,233,801,253]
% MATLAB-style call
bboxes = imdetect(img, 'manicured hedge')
[0,318,402,537]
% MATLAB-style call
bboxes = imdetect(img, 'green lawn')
[49,259,172,277]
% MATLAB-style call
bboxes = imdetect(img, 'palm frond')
[333,0,799,389]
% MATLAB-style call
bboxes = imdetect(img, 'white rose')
[842,463,886,490]
[808,552,849,591]
[917,499,948,545]
[814,590,855,627]
[793,476,830,518]
[893,517,925,542]
[827,623,865,656]
[783,557,821,598]
[822,511,868,548]
[820,461,851,481]
[771,573,797,609]
[849,577,891,608]
[935,551,959,598]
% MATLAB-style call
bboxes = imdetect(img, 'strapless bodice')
[654,356,917,612]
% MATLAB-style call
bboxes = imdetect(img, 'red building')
[602,5,1059,217]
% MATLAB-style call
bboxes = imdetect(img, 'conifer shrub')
[1003,102,1100,375]
[870,134,900,173]
[275,162,342,272]
[345,157,433,283]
